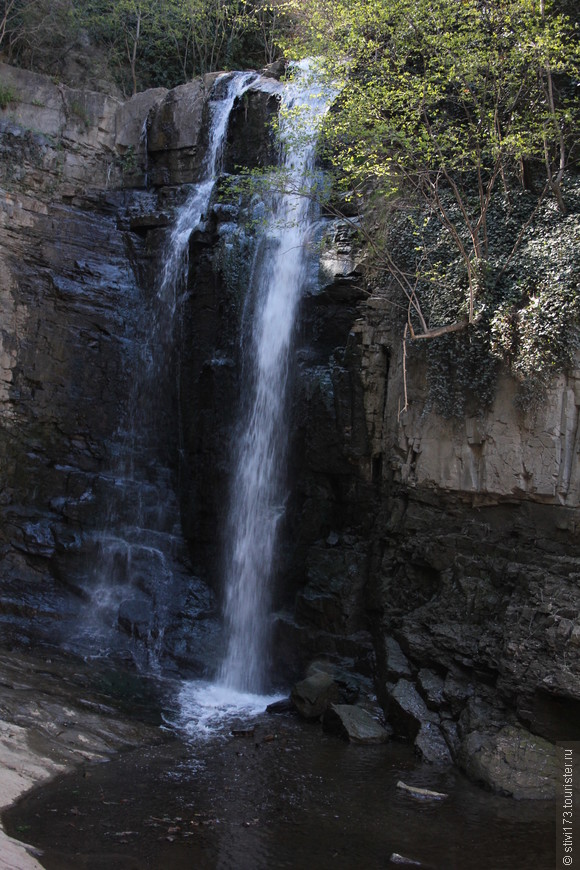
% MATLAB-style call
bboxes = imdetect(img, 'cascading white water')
[218,61,335,693]
[157,71,258,317]
[77,71,258,666]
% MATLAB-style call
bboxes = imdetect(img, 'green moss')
[213,224,254,315]
[0,84,17,110]
[116,145,138,176]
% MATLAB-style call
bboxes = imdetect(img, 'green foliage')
[287,0,580,412]
[116,144,139,175]
[214,224,254,311]
[293,0,579,184]
[74,0,293,95]
[381,178,580,416]
[68,97,90,128]
[0,82,16,108]
[489,183,580,407]
[1,1,294,94]
[1,0,80,72]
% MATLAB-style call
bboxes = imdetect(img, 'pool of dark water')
[3,707,553,870]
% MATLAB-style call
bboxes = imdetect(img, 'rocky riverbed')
[0,651,555,870]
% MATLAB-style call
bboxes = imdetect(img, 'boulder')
[388,679,439,738]
[443,670,474,716]
[458,725,558,799]
[115,88,167,151]
[414,722,452,765]
[417,668,445,710]
[384,637,413,681]
[322,703,389,743]
[291,671,340,719]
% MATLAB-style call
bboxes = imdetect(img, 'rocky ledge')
[0,648,165,870]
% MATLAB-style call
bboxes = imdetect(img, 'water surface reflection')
[4,706,553,870]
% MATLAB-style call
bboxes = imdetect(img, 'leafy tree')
[279,0,580,412]
[76,0,178,94]
[287,0,579,340]
[73,0,286,93]
[0,0,18,51]
[1,0,78,68]
[179,0,248,76]
[250,0,292,64]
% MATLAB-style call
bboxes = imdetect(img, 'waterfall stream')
[157,70,258,318]
[75,59,334,725]
[218,61,335,694]
[178,61,335,731]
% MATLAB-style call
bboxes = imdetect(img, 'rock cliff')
[0,62,218,663]
[0,61,577,797]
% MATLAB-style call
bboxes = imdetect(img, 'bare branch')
[409,318,471,340]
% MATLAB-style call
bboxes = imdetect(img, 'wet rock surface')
[458,725,559,800]
[291,671,340,719]
[322,704,389,744]
[0,63,260,671]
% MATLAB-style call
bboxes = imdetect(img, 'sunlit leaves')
[287,0,580,411]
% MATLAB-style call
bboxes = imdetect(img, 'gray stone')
[417,668,445,710]
[305,661,363,704]
[115,88,167,150]
[459,725,558,799]
[147,79,208,153]
[443,671,474,716]
[388,679,439,738]
[323,704,389,744]
[291,672,340,719]
[384,637,413,681]
[439,719,460,756]
[414,722,452,765]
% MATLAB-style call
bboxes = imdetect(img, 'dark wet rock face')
[291,671,340,719]
[0,64,219,666]
[0,68,285,676]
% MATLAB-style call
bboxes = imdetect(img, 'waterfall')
[157,71,258,318]
[75,71,257,667]
[219,61,335,693]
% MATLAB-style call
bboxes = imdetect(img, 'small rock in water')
[231,727,255,738]
[396,780,448,800]
[266,698,294,714]
[389,853,423,866]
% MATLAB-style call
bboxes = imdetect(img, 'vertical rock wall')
[282,263,580,792]
[0,64,212,656]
